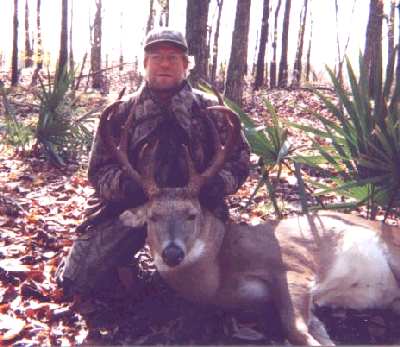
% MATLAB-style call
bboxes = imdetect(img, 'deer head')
[99,96,241,268]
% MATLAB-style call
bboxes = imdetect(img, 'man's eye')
[187,214,196,221]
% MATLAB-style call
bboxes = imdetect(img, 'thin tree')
[363,0,384,98]
[270,0,282,88]
[224,0,251,106]
[210,0,224,83]
[11,0,19,86]
[56,0,69,83]
[159,0,169,26]
[334,0,357,84]
[31,0,42,85]
[91,0,102,89]
[278,0,291,88]
[69,0,74,75]
[305,8,313,82]
[146,0,154,34]
[254,0,270,90]
[186,0,210,86]
[119,10,124,71]
[385,0,396,85]
[291,0,308,88]
[24,0,33,67]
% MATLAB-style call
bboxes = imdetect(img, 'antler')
[186,87,242,194]
[98,98,159,197]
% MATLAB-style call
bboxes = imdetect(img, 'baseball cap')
[144,28,188,52]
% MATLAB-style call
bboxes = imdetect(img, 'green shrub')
[293,55,400,220]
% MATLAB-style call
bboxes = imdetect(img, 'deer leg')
[272,272,331,346]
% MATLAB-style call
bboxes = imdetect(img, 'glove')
[199,175,226,208]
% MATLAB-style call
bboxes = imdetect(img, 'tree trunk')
[11,0,19,86]
[224,0,251,106]
[305,10,313,82]
[278,0,291,88]
[291,0,308,88]
[385,0,396,86]
[69,0,74,75]
[254,0,270,90]
[146,0,154,34]
[24,0,33,67]
[31,0,42,85]
[186,0,210,86]
[119,10,124,71]
[397,4,400,86]
[162,0,169,26]
[363,0,384,98]
[91,0,102,89]
[270,0,281,88]
[211,0,223,83]
[56,0,68,83]
[36,0,43,69]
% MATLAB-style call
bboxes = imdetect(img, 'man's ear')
[143,56,149,69]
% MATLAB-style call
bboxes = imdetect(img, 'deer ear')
[119,207,147,228]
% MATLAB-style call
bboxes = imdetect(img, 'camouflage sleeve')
[198,92,251,195]
[87,98,143,203]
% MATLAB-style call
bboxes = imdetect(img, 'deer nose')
[162,244,185,267]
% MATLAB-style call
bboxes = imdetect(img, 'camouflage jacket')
[87,81,250,216]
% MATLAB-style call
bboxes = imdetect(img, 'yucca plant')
[35,67,95,166]
[199,82,295,218]
[293,54,400,220]
[0,81,33,149]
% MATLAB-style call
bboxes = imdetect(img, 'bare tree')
[278,0,291,88]
[224,0,251,105]
[210,0,224,83]
[334,0,357,84]
[291,0,308,88]
[24,0,33,67]
[119,10,124,71]
[146,0,155,34]
[69,0,74,74]
[305,8,313,82]
[56,0,69,83]
[385,0,396,85]
[363,0,384,98]
[31,0,42,85]
[159,0,169,26]
[270,0,282,88]
[186,0,210,86]
[11,0,19,86]
[254,0,270,90]
[91,0,102,89]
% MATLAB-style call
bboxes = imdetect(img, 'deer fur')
[120,189,400,345]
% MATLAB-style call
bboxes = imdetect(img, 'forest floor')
[1,71,400,346]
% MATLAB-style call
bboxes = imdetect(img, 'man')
[57,28,250,297]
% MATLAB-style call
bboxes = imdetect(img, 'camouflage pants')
[56,217,146,296]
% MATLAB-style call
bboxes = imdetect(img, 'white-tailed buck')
[100,101,400,345]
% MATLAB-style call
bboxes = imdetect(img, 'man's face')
[144,43,188,91]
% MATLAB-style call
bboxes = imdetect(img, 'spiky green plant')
[199,82,295,218]
[36,67,95,166]
[293,54,400,220]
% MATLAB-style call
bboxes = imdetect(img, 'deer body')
[101,98,400,345]
[122,195,400,345]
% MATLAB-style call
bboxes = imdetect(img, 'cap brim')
[144,39,188,52]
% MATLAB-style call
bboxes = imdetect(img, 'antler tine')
[137,141,160,197]
[98,100,143,192]
[188,106,241,193]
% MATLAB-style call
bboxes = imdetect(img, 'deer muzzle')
[162,244,185,267]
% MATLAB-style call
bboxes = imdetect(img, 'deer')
[99,97,400,346]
